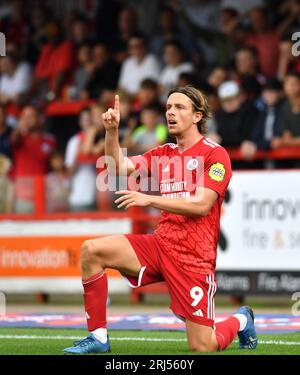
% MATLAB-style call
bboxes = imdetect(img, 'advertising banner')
[217,170,300,293]
[0,219,131,293]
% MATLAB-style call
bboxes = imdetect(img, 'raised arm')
[103,95,135,175]
[11,116,27,146]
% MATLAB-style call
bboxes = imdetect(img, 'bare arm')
[81,126,106,156]
[92,139,105,156]
[115,188,218,217]
[80,126,98,155]
[277,1,300,36]
[282,130,300,146]
[52,70,68,98]
[277,41,295,81]
[103,95,135,175]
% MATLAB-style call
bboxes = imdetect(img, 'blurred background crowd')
[0,0,300,215]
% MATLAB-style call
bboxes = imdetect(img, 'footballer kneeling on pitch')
[64,87,258,354]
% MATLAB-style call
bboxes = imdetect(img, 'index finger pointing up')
[114,94,120,112]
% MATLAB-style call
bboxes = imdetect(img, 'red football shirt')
[13,132,57,177]
[245,31,280,78]
[131,137,232,274]
[34,41,74,91]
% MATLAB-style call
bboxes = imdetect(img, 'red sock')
[82,271,107,331]
[215,317,240,351]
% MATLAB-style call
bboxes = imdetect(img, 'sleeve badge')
[209,162,226,182]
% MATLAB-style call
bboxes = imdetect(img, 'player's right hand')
[102,94,120,131]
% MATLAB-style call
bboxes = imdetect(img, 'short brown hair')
[167,86,211,134]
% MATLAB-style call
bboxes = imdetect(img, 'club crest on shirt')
[209,162,225,182]
[186,158,199,171]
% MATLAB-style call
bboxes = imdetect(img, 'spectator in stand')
[277,36,300,81]
[116,92,135,143]
[31,22,74,102]
[46,151,71,213]
[203,84,221,116]
[0,154,13,213]
[177,72,200,87]
[159,40,194,101]
[244,7,280,78]
[201,84,221,137]
[109,6,138,64]
[234,47,266,85]
[118,33,161,96]
[0,105,12,160]
[207,66,229,91]
[129,79,162,133]
[69,13,95,48]
[240,78,284,161]
[239,74,262,104]
[0,51,32,106]
[176,1,264,68]
[84,43,120,101]
[85,104,113,211]
[0,0,28,47]
[151,6,198,63]
[11,106,56,213]
[218,6,244,51]
[212,81,258,149]
[276,0,300,79]
[277,0,300,34]
[65,108,98,212]
[0,105,13,213]
[123,104,167,155]
[95,0,123,42]
[132,79,161,113]
[25,4,52,66]
[281,72,300,146]
[81,104,106,158]
[174,0,221,65]
[68,44,93,101]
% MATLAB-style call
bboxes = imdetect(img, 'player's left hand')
[115,190,151,210]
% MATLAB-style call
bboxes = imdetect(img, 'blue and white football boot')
[236,306,258,349]
[63,333,110,354]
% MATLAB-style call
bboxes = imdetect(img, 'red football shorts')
[124,233,217,327]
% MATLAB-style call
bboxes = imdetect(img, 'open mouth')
[168,119,177,125]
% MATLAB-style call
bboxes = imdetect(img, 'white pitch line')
[0,335,300,346]
[255,340,300,346]
[0,335,187,342]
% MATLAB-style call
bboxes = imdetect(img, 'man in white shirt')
[159,40,194,101]
[0,53,32,105]
[118,33,161,96]
[64,108,97,211]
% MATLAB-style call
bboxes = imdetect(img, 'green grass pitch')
[0,328,300,355]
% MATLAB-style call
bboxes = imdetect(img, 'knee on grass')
[189,339,218,353]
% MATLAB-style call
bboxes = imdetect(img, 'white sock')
[92,328,108,343]
[233,313,247,331]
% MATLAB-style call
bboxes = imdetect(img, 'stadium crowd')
[0,0,300,214]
